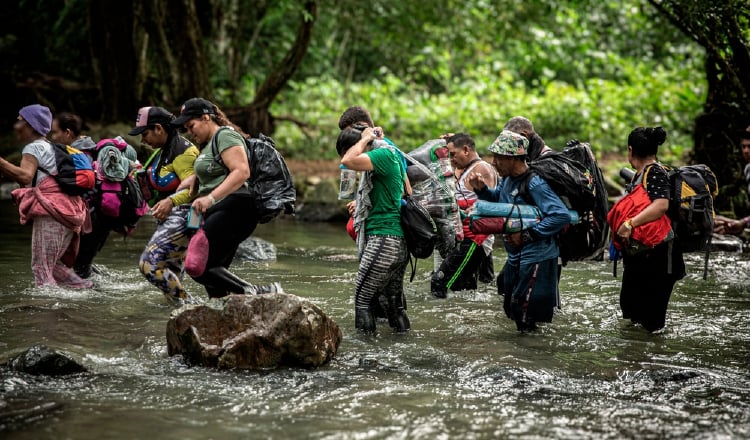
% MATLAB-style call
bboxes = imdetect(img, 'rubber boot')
[205,267,255,295]
[205,267,285,296]
[387,295,410,333]
[355,307,376,334]
[431,271,448,298]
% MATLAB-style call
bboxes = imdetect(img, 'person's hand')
[192,195,214,215]
[714,219,728,234]
[715,219,745,235]
[347,200,356,216]
[439,132,455,140]
[616,219,633,245]
[361,126,383,142]
[467,171,487,192]
[503,232,523,248]
[150,197,173,222]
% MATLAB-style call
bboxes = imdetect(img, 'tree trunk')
[227,0,318,137]
[649,0,750,215]
[134,0,213,107]
[88,0,138,122]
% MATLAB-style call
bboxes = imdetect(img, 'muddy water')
[1,201,748,439]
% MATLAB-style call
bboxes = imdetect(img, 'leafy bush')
[271,57,705,165]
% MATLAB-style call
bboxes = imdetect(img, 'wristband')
[623,219,633,231]
[208,193,217,205]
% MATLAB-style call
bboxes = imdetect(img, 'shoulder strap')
[399,149,410,196]
[516,170,535,205]
[638,162,665,190]
[210,126,232,168]
[35,139,57,175]
[456,159,482,186]
[142,147,162,169]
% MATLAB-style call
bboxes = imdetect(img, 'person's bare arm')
[0,154,39,186]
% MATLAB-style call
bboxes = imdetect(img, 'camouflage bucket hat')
[488,130,529,156]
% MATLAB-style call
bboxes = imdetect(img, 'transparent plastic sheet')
[405,158,460,255]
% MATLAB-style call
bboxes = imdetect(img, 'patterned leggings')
[138,205,190,301]
[355,234,408,312]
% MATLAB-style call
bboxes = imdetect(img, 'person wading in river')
[468,130,570,332]
[0,105,93,288]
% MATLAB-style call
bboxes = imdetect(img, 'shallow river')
[1,200,749,439]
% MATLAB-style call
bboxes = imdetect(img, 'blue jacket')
[476,173,570,264]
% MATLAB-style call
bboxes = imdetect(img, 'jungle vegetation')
[2,0,749,214]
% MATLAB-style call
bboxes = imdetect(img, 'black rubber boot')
[431,271,448,298]
[387,296,411,333]
[355,307,376,334]
[205,267,254,295]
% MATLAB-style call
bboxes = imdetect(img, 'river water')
[0,199,749,439]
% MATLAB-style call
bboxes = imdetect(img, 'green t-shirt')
[365,147,404,236]
[193,128,247,197]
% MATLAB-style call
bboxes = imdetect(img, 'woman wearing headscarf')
[0,105,92,288]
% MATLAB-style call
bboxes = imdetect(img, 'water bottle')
[338,164,357,201]
[434,147,453,178]
[453,208,464,242]
[441,170,463,241]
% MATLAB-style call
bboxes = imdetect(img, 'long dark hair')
[208,103,248,138]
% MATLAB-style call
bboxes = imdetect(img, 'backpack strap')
[516,169,535,205]
[638,162,667,191]
[210,126,233,168]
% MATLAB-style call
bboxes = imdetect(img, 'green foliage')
[271,53,706,164]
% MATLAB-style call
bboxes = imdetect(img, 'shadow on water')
[0,200,749,439]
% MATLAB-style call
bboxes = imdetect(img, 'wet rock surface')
[166,293,342,370]
[2,345,87,376]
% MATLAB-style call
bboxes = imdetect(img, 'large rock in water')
[234,236,277,262]
[2,345,87,376]
[166,293,342,369]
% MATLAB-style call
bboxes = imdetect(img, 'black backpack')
[519,140,610,264]
[212,127,296,223]
[401,195,438,259]
[642,163,718,253]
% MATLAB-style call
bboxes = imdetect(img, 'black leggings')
[190,193,258,297]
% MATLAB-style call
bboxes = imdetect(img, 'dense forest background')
[2,0,749,215]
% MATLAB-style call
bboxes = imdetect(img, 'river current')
[0,200,748,439]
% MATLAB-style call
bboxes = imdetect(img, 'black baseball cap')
[172,98,216,126]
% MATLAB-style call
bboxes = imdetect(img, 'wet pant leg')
[355,235,409,333]
[187,194,258,298]
[74,210,112,278]
[139,205,190,302]
[31,216,92,288]
[431,239,483,297]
